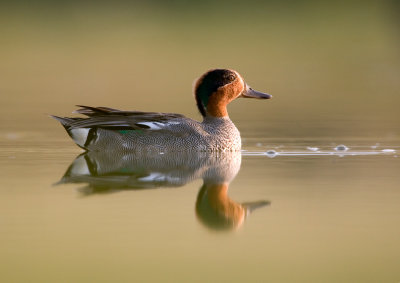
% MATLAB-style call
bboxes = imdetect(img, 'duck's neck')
[205,92,230,117]
[206,103,228,117]
[196,91,231,118]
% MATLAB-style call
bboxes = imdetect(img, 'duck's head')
[194,69,271,117]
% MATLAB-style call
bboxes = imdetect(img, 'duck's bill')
[242,89,272,99]
[241,86,272,99]
[242,88,272,99]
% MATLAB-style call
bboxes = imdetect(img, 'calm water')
[1,124,399,283]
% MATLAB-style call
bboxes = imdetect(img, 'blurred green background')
[0,0,399,138]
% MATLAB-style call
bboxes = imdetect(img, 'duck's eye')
[227,75,235,81]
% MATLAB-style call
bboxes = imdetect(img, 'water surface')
[1,126,399,282]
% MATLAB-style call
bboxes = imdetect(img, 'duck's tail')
[50,115,75,128]
[51,115,91,150]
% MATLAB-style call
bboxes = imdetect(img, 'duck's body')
[55,111,241,151]
[53,69,271,152]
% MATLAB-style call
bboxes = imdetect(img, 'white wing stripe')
[136,122,163,130]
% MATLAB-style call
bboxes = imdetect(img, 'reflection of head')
[195,183,246,231]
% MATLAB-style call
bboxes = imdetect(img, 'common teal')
[53,69,271,152]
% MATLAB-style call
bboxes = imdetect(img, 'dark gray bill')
[241,85,272,99]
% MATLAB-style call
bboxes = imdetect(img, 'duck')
[52,69,271,152]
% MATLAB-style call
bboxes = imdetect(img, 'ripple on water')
[241,143,397,158]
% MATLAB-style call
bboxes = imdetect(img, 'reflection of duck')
[52,69,271,152]
[59,151,269,231]
[196,183,269,231]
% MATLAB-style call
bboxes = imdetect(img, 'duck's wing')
[52,105,186,130]
[74,105,184,120]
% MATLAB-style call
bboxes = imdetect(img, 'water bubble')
[335,145,349,151]
[307,147,319,152]
[266,150,277,158]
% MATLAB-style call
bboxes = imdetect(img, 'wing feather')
[53,105,185,130]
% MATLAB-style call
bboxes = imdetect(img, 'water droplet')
[307,147,319,152]
[335,145,349,151]
[266,150,277,158]
[256,143,262,147]
[382,149,396,153]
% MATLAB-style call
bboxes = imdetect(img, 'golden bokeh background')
[1,0,399,139]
